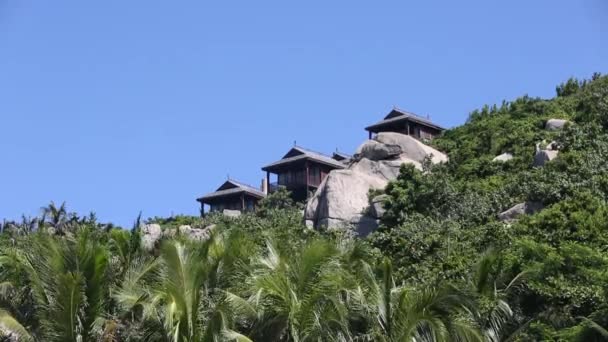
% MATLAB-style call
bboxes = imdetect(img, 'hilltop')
[1,74,608,341]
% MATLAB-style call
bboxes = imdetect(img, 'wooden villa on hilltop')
[262,146,346,202]
[196,179,266,216]
[365,108,445,140]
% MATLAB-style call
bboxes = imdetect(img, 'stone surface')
[374,132,448,164]
[370,194,390,218]
[492,152,513,162]
[545,119,570,131]
[534,149,559,167]
[498,202,544,222]
[305,132,448,236]
[179,224,214,241]
[350,158,419,182]
[141,223,162,251]
[545,141,558,151]
[354,140,401,161]
[305,170,387,222]
[223,209,241,217]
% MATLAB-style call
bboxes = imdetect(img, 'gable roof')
[262,146,346,171]
[197,179,266,203]
[365,107,445,132]
[332,151,352,162]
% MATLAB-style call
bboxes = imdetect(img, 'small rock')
[141,224,162,251]
[498,202,544,222]
[179,224,213,241]
[492,153,513,162]
[370,194,389,218]
[545,119,570,131]
[545,141,559,151]
[223,209,241,217]
[534,149,559,167]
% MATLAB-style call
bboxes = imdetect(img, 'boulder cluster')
[304,132,447,236]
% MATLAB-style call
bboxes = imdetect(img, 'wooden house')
[365,108,445,140]
[262,146,346,202]
[196,179,266,216]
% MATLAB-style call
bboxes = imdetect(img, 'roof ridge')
[228,179,263,192]
[294,145,333,158]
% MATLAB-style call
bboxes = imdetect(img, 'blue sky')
[1,1,606,226]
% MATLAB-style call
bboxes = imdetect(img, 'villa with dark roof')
[196,179,266,216]
[262,146,346,202]
[365,107,445,140]
[197,107,445,216]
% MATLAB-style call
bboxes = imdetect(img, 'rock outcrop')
[498,202,544,222]
[354,140,401,161]
[534,142,559,167]
[141,223,162,251]
[222,209,241,217]
[178,224,215,241]
[492,152,513,162]
[545,119,570,131]
[305,132,447,235]
[370,194,390,219]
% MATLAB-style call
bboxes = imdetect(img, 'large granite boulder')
[305,132,447,235]
[354,140,401,161]
[545,119,570,131]
[498,202,544,222]
[492,153,513,162]
[141,224,162,251]
[305,170,387,225]
[374,132,448,164]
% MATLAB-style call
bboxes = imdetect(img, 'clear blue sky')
[1,1,606,226]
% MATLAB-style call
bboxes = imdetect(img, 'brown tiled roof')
[197,179,266,202]
[365,108,445,132]
[262,146,346,171]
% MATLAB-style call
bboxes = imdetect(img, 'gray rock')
[350,158,419,182]
[492,153,513,162]
[306,169,387,223]
[498,202,544,222]
[222,209,241,217]
[354,140,401,161]
[141,224,162,251]
[546,141,559,151]
[306,133,448,235]
[305,220,314,228]
[370,194,389,218]
[545,119,570,131]
[179,224,214,241]
[534,149,559,167]
[374,132,448,164]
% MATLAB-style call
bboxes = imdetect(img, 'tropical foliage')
[2,74,608,341]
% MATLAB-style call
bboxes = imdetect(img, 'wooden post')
[305,160,310,198]
[240,194,245,211]
[407,121,410,136]
[266,172,271,193]
[368,131,372,139]
[200,202,205,217]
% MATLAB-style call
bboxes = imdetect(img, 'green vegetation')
[2,74,608,341]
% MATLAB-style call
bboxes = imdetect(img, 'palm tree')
[113,231,255,341]
[236,237,359,341]
[0,228,111,341]
[353,258,483,342]
[40,201,68,234]
[470,249,527,342]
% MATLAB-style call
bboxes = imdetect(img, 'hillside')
[1,74,608,341]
